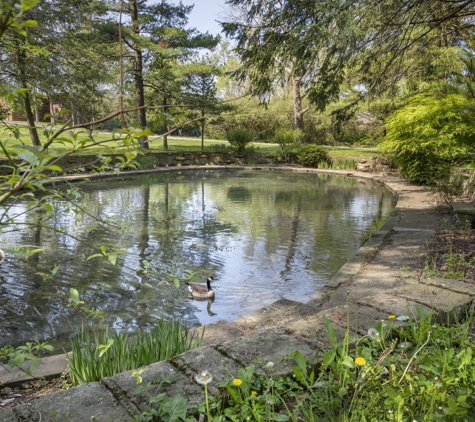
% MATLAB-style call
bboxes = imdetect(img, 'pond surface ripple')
[0,169,396,348]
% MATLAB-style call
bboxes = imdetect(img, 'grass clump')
[67,318,203,386]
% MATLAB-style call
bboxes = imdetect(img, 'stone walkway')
[1,167,475,422]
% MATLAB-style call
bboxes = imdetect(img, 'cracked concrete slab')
[9,382,132,422]
[421,277,475,297]
[382,284,472,323]
[171,346,243,396]
[215,328,316,379]
[358,293,434,320]
[101,360,203,415]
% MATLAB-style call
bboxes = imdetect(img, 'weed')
[424,241,475,281]
[182,312,475,421]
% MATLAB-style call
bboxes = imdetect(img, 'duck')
[185,276,215,299]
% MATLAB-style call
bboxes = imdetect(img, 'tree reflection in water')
[0,170,396,349]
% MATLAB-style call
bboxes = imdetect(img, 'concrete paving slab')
[321,304,408,335]
[0,354,67,386]
[0,407,17,421]
[287,310,350,349]
[374,230,434,267]
[363,229,391,248]
[358,293,434,320]
[11,382,132,422]
[234,298,299,327]
[216,328,316,379]
[171,346,244,396]
[421,277,475,297]
[344,304,409,335]
[239,301,324,333]
[452,202,475,215]
[102,360,203,415]
[195,320,245,347]
[382,284,472,323]
[326,260,362,287]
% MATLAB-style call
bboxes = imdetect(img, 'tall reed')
[67,318,203,385]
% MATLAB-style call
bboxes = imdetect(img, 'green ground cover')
[0,123,378,158]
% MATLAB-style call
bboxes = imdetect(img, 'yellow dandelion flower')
[355,357,366,366]
[251,391,258,397]
[233,378,243,387]
[388,315,396,319]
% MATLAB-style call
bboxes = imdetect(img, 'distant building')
[1,98,70,123]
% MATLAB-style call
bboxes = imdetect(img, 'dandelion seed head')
[368,328,379,340]
[195,370,213,385]
[264,362,274,369]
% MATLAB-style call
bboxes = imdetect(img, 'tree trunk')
[292,75,304,132]
[130,0,149,149]
[22,90,41,146]
[201,108,205,150]
[71,102,76,125]
[32,87,40,122]
[17,47,41,147]
[49,99,55,124]
[163,96,168,150]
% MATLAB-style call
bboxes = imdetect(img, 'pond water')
[0,169,396,348]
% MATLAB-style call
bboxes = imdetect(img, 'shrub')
[274,128,303,147]
[226,128,254,152]
[272,129,303,163]
[379,93,475,184]
[297,145,331,168]
[136,154,159,169]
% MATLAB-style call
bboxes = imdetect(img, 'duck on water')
[186,276,215,299]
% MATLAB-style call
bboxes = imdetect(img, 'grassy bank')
[0,123,379,159]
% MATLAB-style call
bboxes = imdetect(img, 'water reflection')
[0,170,396,348]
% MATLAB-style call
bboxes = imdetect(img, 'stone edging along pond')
[2,165,475,422]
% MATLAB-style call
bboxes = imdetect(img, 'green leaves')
[0,340,53,372]
[21,0,40,11]
[160,396,187,422]
[86,245,124,265]
[380,93,475,183]
[98,339,114,358]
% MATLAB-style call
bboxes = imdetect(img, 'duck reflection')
[193,296,217,317]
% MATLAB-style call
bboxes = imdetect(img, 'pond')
[0,169,397,349]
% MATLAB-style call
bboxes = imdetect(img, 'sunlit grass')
[0,123,379,158]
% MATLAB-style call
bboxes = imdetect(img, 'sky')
[180,0,227,36]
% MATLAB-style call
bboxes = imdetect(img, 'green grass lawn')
[0,123,378,158]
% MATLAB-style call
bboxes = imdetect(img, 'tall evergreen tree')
[182,63,219,149]
[114,0,218,149]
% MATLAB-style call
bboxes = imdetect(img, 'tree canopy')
[221,0,475,119]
